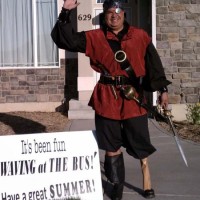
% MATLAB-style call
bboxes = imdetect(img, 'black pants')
[95,114,156,159]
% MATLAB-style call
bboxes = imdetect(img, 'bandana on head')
[103,0,124,14]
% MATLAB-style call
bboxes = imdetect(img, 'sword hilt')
[163,109,172,117]
[156,105,173,119]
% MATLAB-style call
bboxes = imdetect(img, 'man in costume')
[51,0,171,199]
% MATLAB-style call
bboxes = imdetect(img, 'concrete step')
[68,110,95,119]
[69,99,92,110]
[68,99,95,119]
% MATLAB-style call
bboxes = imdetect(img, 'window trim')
[0,0,60,69]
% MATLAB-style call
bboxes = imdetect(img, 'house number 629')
[78,14,92,21]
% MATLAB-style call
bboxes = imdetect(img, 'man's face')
[104,7,125,33]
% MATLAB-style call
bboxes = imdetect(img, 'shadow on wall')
[0,113,46,134]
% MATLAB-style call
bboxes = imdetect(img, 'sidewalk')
[65,118,200,200]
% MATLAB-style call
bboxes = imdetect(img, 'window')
[0,0,58,68]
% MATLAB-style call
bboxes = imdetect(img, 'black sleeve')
[51,9,86,53]
[142,42,171,92]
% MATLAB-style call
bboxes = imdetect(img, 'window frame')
[0,0,60,69]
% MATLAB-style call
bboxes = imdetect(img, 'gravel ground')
[158,120,200,144]
[0,112,69,135]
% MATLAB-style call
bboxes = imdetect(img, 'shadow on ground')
[0,113,46,134]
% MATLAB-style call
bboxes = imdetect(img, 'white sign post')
[0,131,103,200]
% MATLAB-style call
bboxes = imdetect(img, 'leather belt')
[99,75,131,86]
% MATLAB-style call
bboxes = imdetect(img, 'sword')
[121,85,188,167]
[163,109,189,167]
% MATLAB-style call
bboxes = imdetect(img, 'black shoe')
[111,183,123,200]
[144,189,155,199]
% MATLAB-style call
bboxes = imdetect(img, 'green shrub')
[186,103,200,125]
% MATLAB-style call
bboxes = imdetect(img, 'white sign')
[0,131,103,200]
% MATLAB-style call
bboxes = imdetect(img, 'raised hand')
[63,0,80,10]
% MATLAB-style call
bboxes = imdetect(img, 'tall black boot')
[104,153,125,200]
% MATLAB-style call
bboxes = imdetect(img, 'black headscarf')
[103,0,124,13]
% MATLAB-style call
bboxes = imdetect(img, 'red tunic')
[85,27,151,120]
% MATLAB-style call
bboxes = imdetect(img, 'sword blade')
[131,95,189,167]
[167,116,189,167]
[174,135,189,167]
